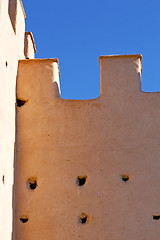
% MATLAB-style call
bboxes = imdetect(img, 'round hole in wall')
[79,213,88,224]
[76,176,87,186]
[20,216,29,223]
[121,174,130,182]
[5,61,8,67]
[27,177,37,190]
[2,175,5,184]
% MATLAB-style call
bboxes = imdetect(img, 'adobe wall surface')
[15,55,160,240]
[0,1,35,239]
[1,1,160,240]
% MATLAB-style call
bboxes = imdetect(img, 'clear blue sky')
[23,0,160,99]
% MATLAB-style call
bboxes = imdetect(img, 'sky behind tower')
[23,0,160,99]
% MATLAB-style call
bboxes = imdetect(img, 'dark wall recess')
[121,174,130,182]
[17,99,27,107]
[153,215,160,220]
[2,175,5,184]
[76,176,87,186]
[79,213,88,224]
[20,216,29,223]
[27,177,38,190]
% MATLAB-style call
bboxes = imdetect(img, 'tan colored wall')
[0,1,35,239]
[1,1,160,240]
[15,55,160,240]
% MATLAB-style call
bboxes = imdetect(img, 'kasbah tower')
[1,0,160,240]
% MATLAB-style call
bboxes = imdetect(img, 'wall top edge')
[19,58,59,63]
[25,32,36,53]
[99,54,142,72]
[99,54,142,75]
[19,0,26,19]
[19,58,60,76]
[99,54,142,59]
[99,54,142,61]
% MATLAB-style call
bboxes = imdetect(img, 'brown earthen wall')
[1,1,160,240]
[15,55,160,240]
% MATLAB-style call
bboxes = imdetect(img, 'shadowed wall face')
[16,55,160,240]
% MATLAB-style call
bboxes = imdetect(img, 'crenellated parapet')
[0,0,36,59]
[99,54,142,97]
[15,54,160,240]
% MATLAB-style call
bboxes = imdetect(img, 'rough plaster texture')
[15,55,160,240]
[0,1,35,239]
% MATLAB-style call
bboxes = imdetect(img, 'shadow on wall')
[8,0,17,32]
[53,81,61,98]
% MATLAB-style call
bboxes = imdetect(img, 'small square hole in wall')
[17,99,27,107]
[27,177,37,190]
[121,174,130,182]
[20,216,29,223]
[2,175,5,184]
[79,213,88,224]
[153,215,160,220]
[76,176,87,186]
